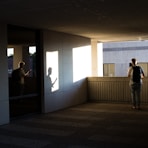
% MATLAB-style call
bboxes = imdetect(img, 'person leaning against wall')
[127,58,145,110]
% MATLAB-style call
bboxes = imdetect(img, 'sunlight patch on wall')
[73,45,91,82]
[46,51,59,92]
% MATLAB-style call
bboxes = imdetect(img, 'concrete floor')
[0,103,148,148]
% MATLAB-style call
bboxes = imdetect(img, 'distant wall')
[103,41,148,76]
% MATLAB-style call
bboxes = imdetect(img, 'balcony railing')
[87,77,148,104]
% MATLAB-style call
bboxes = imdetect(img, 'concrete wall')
[0,24,10,125]
[43,30,90,113]
[88,77,148,103]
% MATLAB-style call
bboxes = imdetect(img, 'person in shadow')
[12,61,31,96]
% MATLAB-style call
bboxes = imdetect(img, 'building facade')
[103,41,148,77]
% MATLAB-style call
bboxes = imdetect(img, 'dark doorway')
[7,25,42,118]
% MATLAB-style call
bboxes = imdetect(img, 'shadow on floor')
[0,103,148,148]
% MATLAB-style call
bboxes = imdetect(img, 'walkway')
[0,103,148,148]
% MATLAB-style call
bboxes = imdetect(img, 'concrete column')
[0,24,10,125]
[13,45,30,71]
[97,42,103,76]
[91,39,98,76]
[22,46,30,71]
[13,45,23,69]
[91,39,103,76]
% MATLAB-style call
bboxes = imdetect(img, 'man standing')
[128,58,144,110]
[12,61,31,95]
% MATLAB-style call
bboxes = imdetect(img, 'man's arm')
[127,67,132,77]
[140,68,145,78]
[25,69,31,76]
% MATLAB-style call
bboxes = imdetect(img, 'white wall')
[0,24,10,125]
[43,30,90,113]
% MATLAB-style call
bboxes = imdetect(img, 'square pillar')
[13,45,23,69]
[91,39,103,76]
[0,24,10,125]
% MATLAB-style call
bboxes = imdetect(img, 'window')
[103,63,115,77]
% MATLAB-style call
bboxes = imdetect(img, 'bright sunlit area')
[73,45,91,82]
[7,48,14,57]
[29,46,36,55]
[46,51,59,92]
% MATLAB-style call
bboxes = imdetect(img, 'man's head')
[19,61,25,68]
[131,58,137,66]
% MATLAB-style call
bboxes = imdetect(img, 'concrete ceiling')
[1,0,148,43]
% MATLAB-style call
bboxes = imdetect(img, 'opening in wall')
[7,25,41,118]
